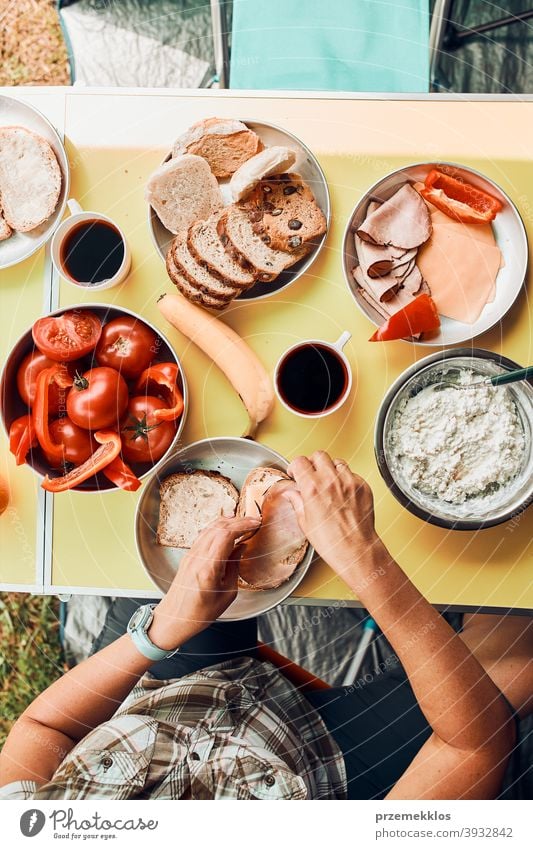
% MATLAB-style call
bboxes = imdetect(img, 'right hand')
[149,514,260,650]
[284,451,386,579]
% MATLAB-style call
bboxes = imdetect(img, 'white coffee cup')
[51,199,131,291]
[274,331,353,418]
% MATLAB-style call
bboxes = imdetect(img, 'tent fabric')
[229,0,430,92]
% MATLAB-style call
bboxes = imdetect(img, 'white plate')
[342,162,528,346]
[135,437,314,620]
[0,95,70,270]
[148,119,330,301]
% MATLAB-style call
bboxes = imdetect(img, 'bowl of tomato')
[1,304,188,493]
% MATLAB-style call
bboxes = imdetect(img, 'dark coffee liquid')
[61,220,125,284]
[278,344,348,414]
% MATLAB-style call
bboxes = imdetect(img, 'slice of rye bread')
[157,470,239,549]
[0,126,62,232]
[172,230,241,301]
[166,243,230,310]
[238,173,327,253]
[187,211,256,289]
[172,117,263,179]
[217,206,309,282]
[145,153,223,235]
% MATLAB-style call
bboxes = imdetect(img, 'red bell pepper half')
[9,415,38,466]
[369,294,441,342]
[32,365,73,465]
[420,169,503,225]
[42,430,122,492]
[135,362,184,422]
[102,456,142,492]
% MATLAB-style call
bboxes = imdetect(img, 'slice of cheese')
[417,211,502,324]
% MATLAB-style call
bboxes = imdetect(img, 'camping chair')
[211,0,451,91]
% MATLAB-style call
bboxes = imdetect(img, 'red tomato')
[17,351,76,414]
[121,396,176,464]
[95,317,158,379]
[33,310,102,362]
[67,367,128,430]
[44,417,97,468]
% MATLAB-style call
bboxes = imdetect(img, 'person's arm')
[0,515,259,789]
[285,452,515,800]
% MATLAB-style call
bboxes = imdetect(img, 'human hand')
[284,451,387,582]
[149,514,260,650]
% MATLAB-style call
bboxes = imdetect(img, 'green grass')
[0,594,65,748]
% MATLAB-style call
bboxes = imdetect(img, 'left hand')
[149,514,260,650]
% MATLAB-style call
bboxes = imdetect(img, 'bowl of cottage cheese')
[375,349,533,529]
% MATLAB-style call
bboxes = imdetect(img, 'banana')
[157,293,275,438]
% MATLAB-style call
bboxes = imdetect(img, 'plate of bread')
[135,436,314,620]
[0,95,70,270]
[146,117,329,308]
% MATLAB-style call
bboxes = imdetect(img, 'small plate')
[342,162,528,346]
[135,437,314,620]
[0,95,70,270]
[148,119,330,301]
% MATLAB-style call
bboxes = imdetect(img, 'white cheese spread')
[390,369,525,504]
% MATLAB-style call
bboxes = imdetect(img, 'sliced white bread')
[0,126,62,232]
[157,470,239,549]
[217,205,307,282]
[145,153,223,235]
[172,117,263,179]
[229,145,297,202]
[166,242,229,310]
[187,211,256,289]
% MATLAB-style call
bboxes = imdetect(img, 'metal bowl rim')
[0,302,188,492]
[134,435,315,620]
[0,94,71,270]
[147,117,331,303]
[374,347,533,530]
[341,160,528,347]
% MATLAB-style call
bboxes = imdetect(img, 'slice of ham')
[356,235,417,279]
[354,234,419,304]
[357,184,432,249]
[237,479,307,591]
[355,266,427,321]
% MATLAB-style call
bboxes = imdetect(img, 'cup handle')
[332,331,352,351]
[67,198,83,216]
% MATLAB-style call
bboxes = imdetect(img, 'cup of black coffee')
[274,331,352,418]
[51,199,131,290]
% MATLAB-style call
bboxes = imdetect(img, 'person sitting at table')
[0,452,531,800]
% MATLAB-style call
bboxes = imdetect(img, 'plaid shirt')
[0,658,346,800]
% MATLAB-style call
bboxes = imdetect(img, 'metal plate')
[148,119,330,301]
[0,304,188,493]
[342,162,528,346]
[0,95,70,270]
[374,348,533,529]
[135,437,314,620]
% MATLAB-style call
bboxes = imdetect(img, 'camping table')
[1,87,532,613]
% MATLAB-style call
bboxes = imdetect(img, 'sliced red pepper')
[134,362,184,422]
[9,415,38,466]
[369,294,441,342]
[102,457,142,492]
[42,430,122,492]
[420,169,503,225]
[32,365,71,465]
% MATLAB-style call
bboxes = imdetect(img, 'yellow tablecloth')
[1,90,532,609]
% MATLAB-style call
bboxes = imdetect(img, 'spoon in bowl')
[432,366,533,393]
